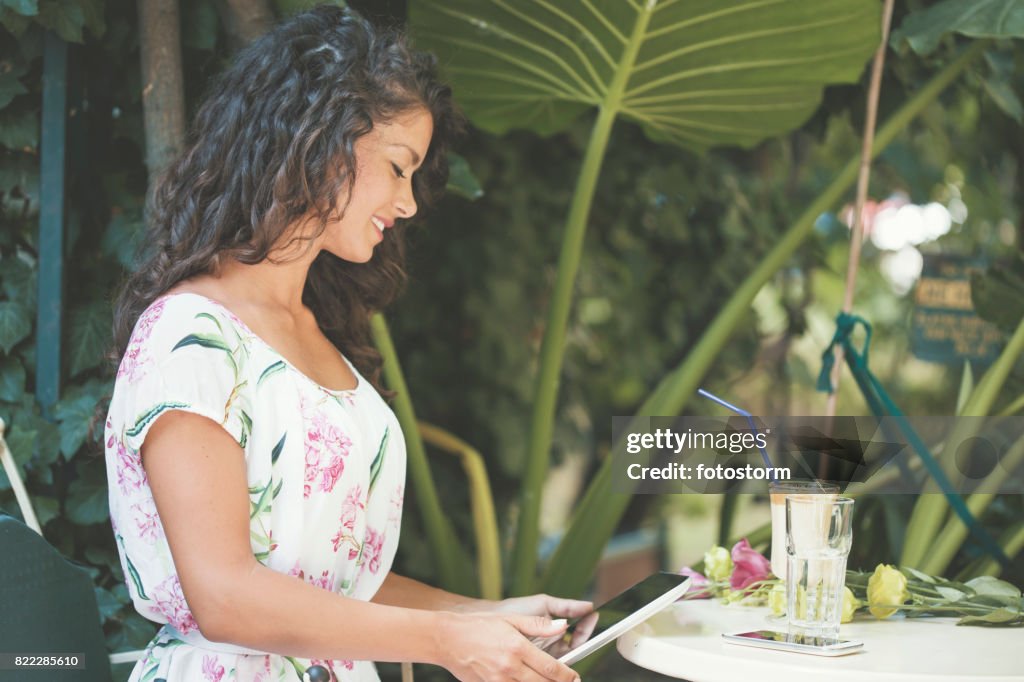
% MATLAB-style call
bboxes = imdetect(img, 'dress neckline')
[157,291,363,396]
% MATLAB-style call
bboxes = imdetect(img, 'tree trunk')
[138,0,186,183]
[216,0,274,51]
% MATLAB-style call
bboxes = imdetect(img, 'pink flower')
[118,298,167,381]
[729,538,771,591]
[679,567,712,599]
[320,455,344,493]
[202,654,224,682]
[153,575,198,634]
[115,440,148,494]
[340,485,365,532]
[387,484,404,528]
[131,498,162,545]
[309,570,333,591]
[362,526,384,575]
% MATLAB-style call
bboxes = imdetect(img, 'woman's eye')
[391,163,406,179]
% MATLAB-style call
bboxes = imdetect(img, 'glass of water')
[785,495,854,638]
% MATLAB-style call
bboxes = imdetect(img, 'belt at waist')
[161,624,267,657]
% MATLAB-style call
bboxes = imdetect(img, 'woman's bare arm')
[371,573,488,613]
[141,410,579,681]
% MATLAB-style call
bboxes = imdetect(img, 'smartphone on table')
[722,629,864,657]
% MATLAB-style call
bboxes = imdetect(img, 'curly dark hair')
[111,5,463,393]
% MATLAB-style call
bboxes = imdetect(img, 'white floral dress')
[104,293,406,681]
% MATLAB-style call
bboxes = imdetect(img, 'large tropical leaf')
[410,0,881,151]
[892,0,1024,56]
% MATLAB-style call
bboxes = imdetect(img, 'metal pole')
[37,31,67,415]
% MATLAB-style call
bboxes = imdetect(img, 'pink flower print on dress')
[308,570,333,591]
[388,483,404,528]
[253,655,273,682]
[202,654,225,682]
[331,484,364,554]
[319,455,345,493]
[153,574,198,634]
[131,498,162,545]
[118,297,167,381]
[361,526,384,575]
[288,560,305,581]
[341,485,364,532]
[303,440,321,500]
[114,438,147,495]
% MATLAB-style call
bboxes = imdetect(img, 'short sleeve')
[115,296,252,454]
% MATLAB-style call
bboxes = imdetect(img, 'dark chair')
[0,513,114,681]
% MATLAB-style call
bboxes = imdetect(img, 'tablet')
[537,572,691,665]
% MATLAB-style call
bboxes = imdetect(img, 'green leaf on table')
[891,0,1024,56]
[966,576,1022,600]
[0,357,25,402]
[936,585,967,602]
[409,0,881,152]
[903,566,938,584]
[0,300,31,354]
[958,607,1023,626]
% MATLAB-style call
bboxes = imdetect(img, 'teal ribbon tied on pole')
[818,312,1010,570]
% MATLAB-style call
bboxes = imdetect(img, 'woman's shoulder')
[134,292,244,345]
[117,292,250,381]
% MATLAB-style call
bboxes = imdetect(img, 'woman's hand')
[436,611,581,682]
[491,593,598,654]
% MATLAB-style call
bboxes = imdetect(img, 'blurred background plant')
[0,1,1022,680]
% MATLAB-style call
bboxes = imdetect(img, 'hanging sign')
[911,255,1003,365]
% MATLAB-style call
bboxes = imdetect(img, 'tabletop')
[616,599,1024,682]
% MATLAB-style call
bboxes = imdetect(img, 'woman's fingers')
[569,611,599,649]
[544,595,594,620]
[520,640,580,682]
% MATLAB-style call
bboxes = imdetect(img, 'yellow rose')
[840,586,860,623]
[867,564,908,618]
[704,546,733,582]
[768,582,786,617]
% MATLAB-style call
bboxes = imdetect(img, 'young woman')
[105,6,591,681]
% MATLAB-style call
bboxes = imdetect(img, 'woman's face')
[317,107,434,263]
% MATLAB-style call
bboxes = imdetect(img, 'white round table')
[616,600,1024,681]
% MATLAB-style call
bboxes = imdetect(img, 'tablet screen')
[538,572,690,663]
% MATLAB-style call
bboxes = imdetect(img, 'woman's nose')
[395,184,417,219]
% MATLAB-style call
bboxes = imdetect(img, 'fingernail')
[551,618,567,628]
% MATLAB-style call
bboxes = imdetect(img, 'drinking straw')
[697,388,776,477]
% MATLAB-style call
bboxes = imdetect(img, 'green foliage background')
[0,0,1021,671]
